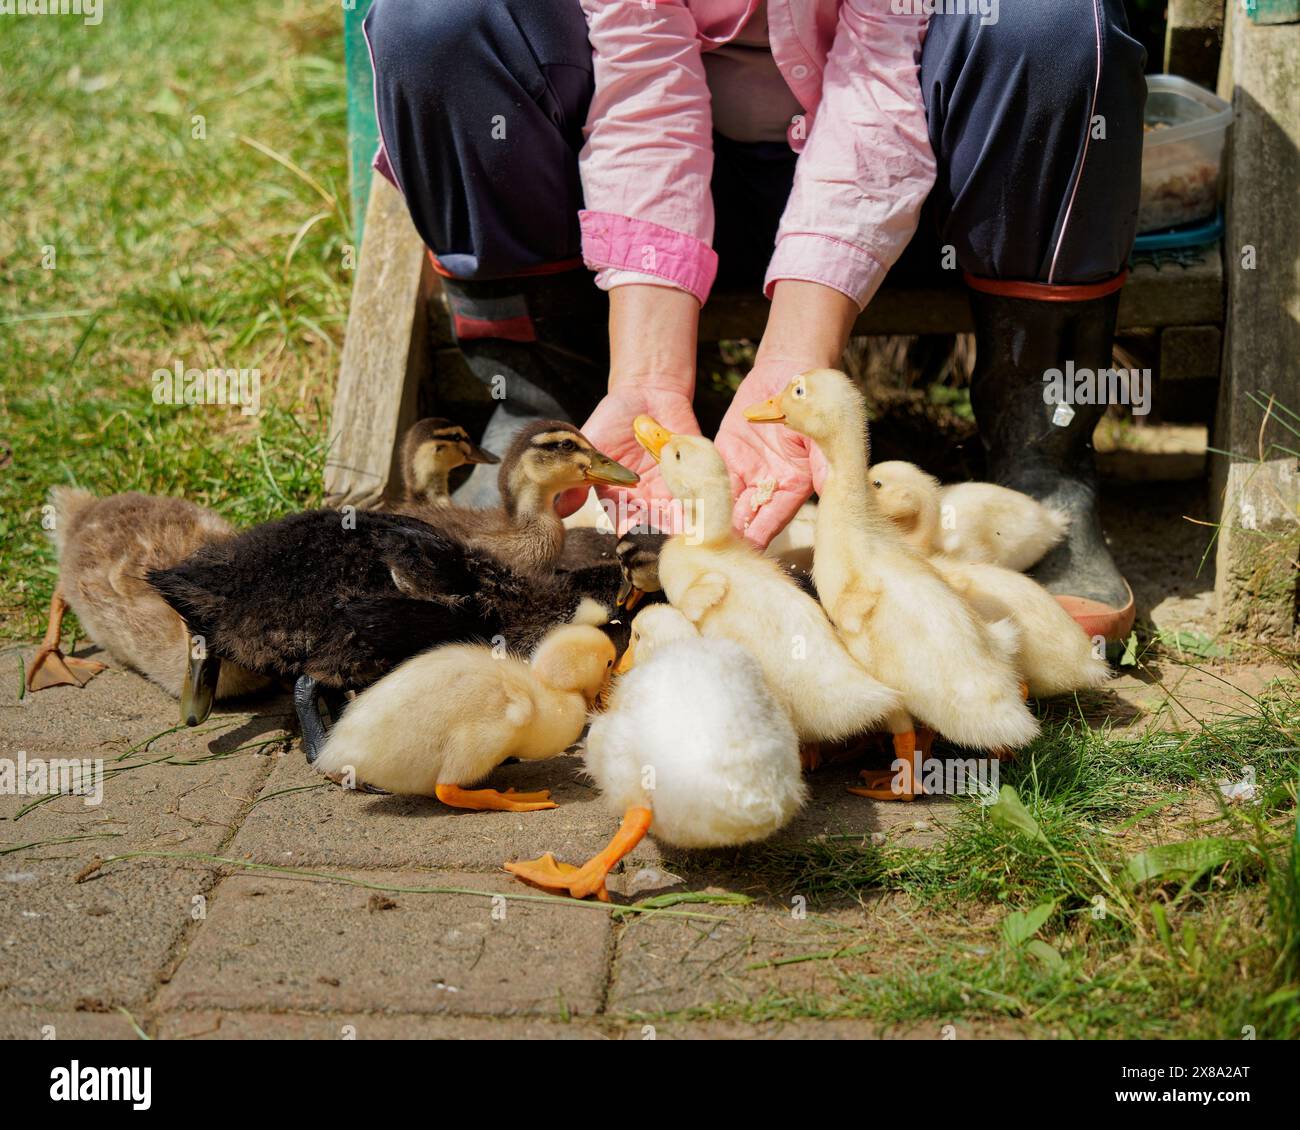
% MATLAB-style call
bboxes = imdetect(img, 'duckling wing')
[373,519,487,604]
[328,596,501,685]
[147,509,501,684]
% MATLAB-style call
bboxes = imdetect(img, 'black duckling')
[395,420,637,572]
[146,508,631,761]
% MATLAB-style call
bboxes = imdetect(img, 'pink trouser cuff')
[579,211,716,306]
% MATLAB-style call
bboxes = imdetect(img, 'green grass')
[0,0,349,638]
[648,675,1300,1038]
[1,0,1296,1042]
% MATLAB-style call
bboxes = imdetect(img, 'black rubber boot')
[441,272,609,506]
[968,288,1134,633]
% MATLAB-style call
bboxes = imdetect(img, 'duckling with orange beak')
[505,604,804,901]
[611,418,899,746]
[313,621,616,810]
[746,369,1037,798]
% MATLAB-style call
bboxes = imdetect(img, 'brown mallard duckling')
[395,417,499,506]
[557,528,667,612]
[25,489,269,723]
[396,420,638,572]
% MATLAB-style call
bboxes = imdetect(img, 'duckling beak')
[633,415,673,462]
[459,441,500,466]
[584,451,640,487]
[614,639,637,675]
[616,577,645,612]
[744,396,786,424]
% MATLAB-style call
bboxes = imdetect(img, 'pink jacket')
[578,0,935,309]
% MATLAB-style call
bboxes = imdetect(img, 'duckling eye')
[793,383,806,399]
[674,451,681,461]
[558,439,576,454]
[606,658,613,668]
[872,480,882,489]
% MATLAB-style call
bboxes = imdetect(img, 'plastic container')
[1138,75,1232,234]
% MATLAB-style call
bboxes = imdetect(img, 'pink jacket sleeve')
[765,2,935,309]
[577,1,718,305]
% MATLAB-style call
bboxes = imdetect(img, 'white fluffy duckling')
[617,418,902,748]
[929,558,1111,698]
[870,460,1068,572]
[747,370,1038,798]
[313,622,615,811]
[506,605,806,900]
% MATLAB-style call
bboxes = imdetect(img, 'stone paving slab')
[607,900,874,1016]
[1,644,293,762]
[0,1010,143,1040]
[156,870,613,1018]
[228,739,950,875]
[0,859,217,1011]
[154,1010,608,1040]
[0,755,272,858]
[226,747,663,871]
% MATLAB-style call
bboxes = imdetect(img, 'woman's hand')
[565,383,701,532]
[557,283,701,532]
[714,280,858,548]
[714,358,828,548]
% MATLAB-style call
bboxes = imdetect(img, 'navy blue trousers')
[366,0,1146,291]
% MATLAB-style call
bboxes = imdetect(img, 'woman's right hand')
[560,382,701,533]
[558,284,702,531]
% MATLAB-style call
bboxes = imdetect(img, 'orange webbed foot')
[434,784,557,812]
[25,647,106,692]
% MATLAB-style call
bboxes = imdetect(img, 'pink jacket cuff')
[580,211,717,306]
[765,232,889,311]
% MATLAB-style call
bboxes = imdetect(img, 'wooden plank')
[325,172,435,509]
[1164,0,1225,89]
[1160,324,1223,380]
[1211,10,1300,641]
[698,246,1224,341]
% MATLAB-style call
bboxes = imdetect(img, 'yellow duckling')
[929,558,1111,698]
[747,370,1038,799]
[870,460,1069,572]
[506,604,805,900]
[312,622,615,811]
[615,418,902,749]
[26,489,268,721]
[868,464,1109,697]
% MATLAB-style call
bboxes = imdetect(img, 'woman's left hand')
[714,356,828,549]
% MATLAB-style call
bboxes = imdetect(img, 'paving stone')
[157,870,612,1017]
[154,1010,608,1040]
[226,738,951,876]
[607,900,877,1017]
[612,1018,1033,1039]
[226,746,667,872]
[0,1009,142,1040]
[0,752,273,859]
[0,859,216,1010]
[1,645,293,761]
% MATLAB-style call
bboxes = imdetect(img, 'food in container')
[1138,75,1232,234]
